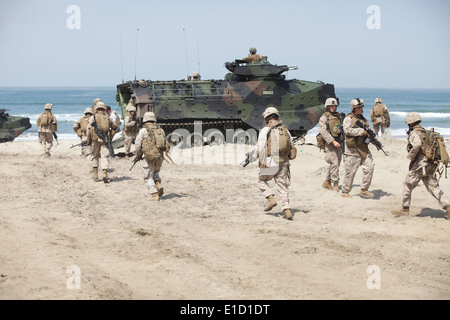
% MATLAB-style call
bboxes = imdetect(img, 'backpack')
[142,123,166,163]
[37,111,52,127]
[418,128,449,180]
[266,122,292,160]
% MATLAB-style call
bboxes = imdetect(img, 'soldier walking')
[341,98,375,198]
[36,103,57,157]
[370,97,390,137]
[134,112,168,201]
[319,97,343,192]
[86,102,117,183]
[252,107,294,220]
[73,107,93,157]
[392,112,450,218]
[124,105,138,157]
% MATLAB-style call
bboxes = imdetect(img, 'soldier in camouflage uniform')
[86,102,117,183]
[36,103,57,157]
[253,107,293,220]
[370,97,390,137]
[124,105,139,157]
[392,112,450,218]
[242,47,262,64]
[134,112,168,201]
[73,107,93,158]
[341,98,375,198]
[319,97,342,192]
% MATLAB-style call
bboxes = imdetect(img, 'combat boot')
[341,192,352,198]
[445,206,450,220]
[322,180,332,190]
[264,194,277,212]
[360,189,374,198]
[103,169,110,183]
[332,183,339,192]
[149,193,159,201]
[282,209,293,220]
[391,207,409,216]
[155,181,164,197]
[93,167,100,182]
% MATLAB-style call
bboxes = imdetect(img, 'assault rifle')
[355,120,388,156]
[129,156,140,171]
[92,116,115,157]
[70,140,87,149]
[240,150,256,167]
[53,132,59,145]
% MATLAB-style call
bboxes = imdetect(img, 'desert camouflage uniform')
[36,106,57,156]
[242,53,262,63]
[370,103,390,137]
[73,112,93,158]
[255,121,293,211]
[400,125,449,209]
[134,125,166,196]
[87,110,117,173]
[342,114,374,194]
[124,114,138,155]
[319,111,342,186]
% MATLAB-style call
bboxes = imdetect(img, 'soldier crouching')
[86,102,117,183]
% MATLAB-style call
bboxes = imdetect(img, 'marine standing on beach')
[391,112,450,218]
[370,97,390,137]
[242,47,262,63]
[134,112,168,201]
[36,103,57,157]
[341,98,375,198]
[253,107,294,220]
[73,107,93,158]
[124,105,139,157]
[86,102,117,183]
[319,97,343,192]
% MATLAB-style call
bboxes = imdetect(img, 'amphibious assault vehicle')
[115,56,335,146]
[0,109,32,143]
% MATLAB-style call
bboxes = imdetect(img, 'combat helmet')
[405,112,422,125]
[84,107,93,115]
[143,112,156,123]
[262,106,279,119]
[350,98,364,110]
[249,47,257,54]
[95,101,106,111]
[375,97,382,104]
[128,106,137,112]
[93,98,102,105]
[44,103,53,110]
[325,98,338,109]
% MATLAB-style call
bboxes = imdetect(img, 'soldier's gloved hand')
[363,131,369,138]
[135,151,143,159]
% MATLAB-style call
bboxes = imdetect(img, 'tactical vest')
[266,121,291,163]
[325,111,341,138]
[373,103,385,117]
[125,115,138,133]
[80,115,90,134]
[345,113,369,158]
[37,111,52,127]
[141,123,166,163]
[90,113,110,142]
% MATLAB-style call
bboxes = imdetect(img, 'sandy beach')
[0,134,449,300]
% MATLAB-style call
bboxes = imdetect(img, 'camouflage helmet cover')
[93,98,102,105]
[350,98,365,110]
[375,97,382,104]
[262,106,279,118]
[192,72,199,78]
[249,47,257,54]
[44,103,53,110]
[325,98,338,108]
[143,112,156,122]
[128,106,137,112]
[84,107,93,115]
[405,112,422,125]
[95,101,106,111]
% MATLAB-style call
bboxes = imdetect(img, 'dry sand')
[0,134,449,300]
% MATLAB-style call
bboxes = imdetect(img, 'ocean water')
[0,87,449,141]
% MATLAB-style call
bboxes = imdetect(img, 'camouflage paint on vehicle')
[0,109,32,143]
[116,57,335,144]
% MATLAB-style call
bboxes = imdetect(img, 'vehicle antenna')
[183,28,189,79]
[134,28,139,81]
[197,38,201,75]
[120,35,124,83]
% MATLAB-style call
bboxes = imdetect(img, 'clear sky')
[1,0,449,89]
